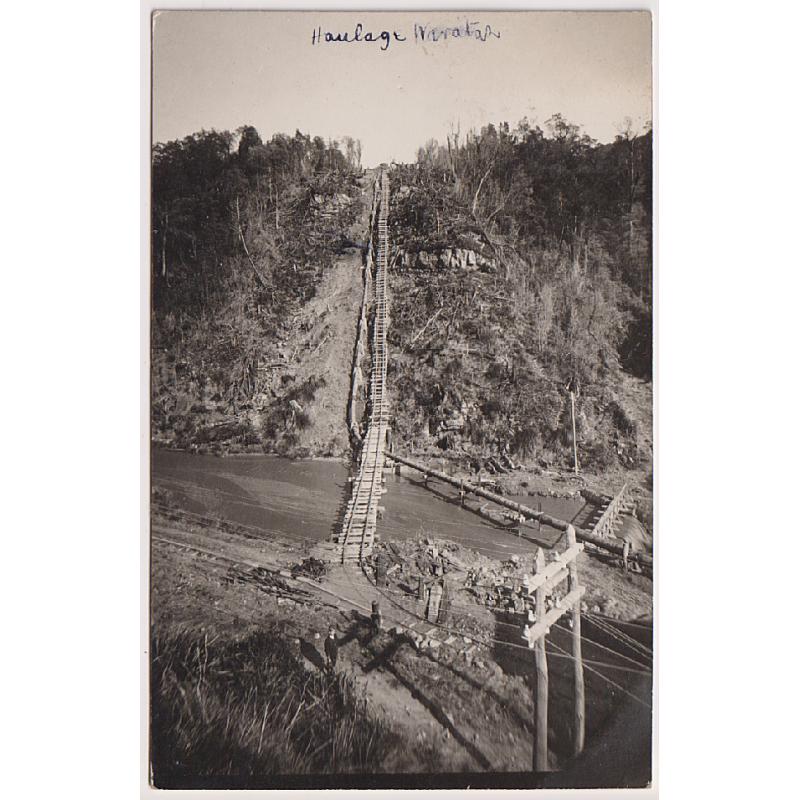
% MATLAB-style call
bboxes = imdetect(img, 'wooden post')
[566,525,585,756]
[533,548,549,771]
[570,391,579,475]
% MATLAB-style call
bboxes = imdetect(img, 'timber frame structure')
[333,172,391,562]
[521,524,586,771]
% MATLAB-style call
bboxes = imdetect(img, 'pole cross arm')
[522,543,584,593]
[540,567,570,595]
[523,586,586,646]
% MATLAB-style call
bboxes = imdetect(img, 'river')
[152,450,600,560]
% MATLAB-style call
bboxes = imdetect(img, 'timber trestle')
[333,172,391,563]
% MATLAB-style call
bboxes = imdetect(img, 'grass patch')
[150,627,404,786]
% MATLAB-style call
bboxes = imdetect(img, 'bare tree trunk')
[161,212,168,278]
[471,162,494,216]
[235,195,268,288]
[584,235,588,274]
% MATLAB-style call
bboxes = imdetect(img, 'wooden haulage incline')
[334,172,391,562]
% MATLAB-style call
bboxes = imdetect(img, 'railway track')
[333,172,391,562]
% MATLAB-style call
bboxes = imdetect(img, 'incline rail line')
[332,170,652,574]
[333,172,391,562]
[346,178,378,445]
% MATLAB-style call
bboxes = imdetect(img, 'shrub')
[295,410,312,430]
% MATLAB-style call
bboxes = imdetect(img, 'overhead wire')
[151,501,320,547]
[588,613,653,651]
[366,577,652,673]
[547,639,652,710]
[551,620,652,671]
[351,563,654,675]
[584,614,653,659]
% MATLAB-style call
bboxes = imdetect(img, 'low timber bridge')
[332,170,651,573]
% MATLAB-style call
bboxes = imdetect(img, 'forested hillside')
[387,115,652,477]
[151,127,364,454]
[151,116,652,485]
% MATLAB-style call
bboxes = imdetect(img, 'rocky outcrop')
[401,247,495,273]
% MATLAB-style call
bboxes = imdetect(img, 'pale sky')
[153,10,651,166]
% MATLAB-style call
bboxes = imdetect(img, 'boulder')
[415,251,435,268]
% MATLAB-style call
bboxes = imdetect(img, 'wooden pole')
[570,390,579,475]
[533,549,549,772]
[566,525,585,756]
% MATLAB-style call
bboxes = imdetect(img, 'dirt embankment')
[152,174,373,460]
[257,176,373,457]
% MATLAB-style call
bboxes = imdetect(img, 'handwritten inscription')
[414,21,501,44]
[311,23,406,51]
[311,20,500,52]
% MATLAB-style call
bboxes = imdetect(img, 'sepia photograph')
[147,6,654,790]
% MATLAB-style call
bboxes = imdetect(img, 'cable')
[590,615,653,655]
[353,563,653,672]
[547,640,652,710]
[345,582,651,675]
[588,615,652,659]
[584,612,653,631]
[585,614,653,659]
[551,620,652,671]
[156,537,651,678]
[152,473,350,526]
[151,502,320,546]
[371,586,653,675]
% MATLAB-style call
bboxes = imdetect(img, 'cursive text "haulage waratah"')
[310,19,501,52]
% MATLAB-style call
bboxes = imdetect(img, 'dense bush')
[389,115,652,470]
[151,126,360,450]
